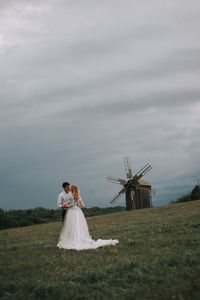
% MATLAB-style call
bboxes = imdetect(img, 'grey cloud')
[70,89,200,117]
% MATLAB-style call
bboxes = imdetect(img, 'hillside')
[0,201,200,299]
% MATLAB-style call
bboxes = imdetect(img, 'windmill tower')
[107,157,153,210]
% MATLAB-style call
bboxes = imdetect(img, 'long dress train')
[57,205,119,250]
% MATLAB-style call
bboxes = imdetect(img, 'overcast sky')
[0,0,200,210]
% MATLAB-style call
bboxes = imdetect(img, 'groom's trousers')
[62,209,67,223]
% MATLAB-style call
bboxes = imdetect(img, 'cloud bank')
[0,0,200,209]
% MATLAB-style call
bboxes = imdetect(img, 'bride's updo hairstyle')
[71,185,80,202]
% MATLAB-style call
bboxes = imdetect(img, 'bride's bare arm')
[79,197,84,208]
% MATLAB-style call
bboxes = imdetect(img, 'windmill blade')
[106,178,121,185]
[140,165,152,177]
[134,164,152,180]
[110,187,126,204]
[106,176,126,185]
[123,156,133,178]
[135,164,149,176]
[110,192,124,205]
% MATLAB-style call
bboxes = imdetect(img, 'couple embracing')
[57,182,119,250]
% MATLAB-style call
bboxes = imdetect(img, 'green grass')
[0,201,200,300]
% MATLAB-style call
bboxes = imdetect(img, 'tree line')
[1,185,199,230]
[0,206,125,230]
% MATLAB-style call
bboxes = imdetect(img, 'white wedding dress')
[57,203,119,250]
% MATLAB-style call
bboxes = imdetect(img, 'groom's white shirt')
[57,191,74,208]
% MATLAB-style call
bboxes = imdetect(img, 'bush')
[173,185,200,204]
[176,193,191,203]
[191,185,200,200]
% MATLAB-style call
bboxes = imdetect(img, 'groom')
[57,182,74,223]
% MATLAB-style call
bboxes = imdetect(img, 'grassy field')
[0,201,200,300]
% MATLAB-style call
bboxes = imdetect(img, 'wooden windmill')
[107,157,153,210]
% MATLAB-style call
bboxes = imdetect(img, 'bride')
[57,184,119,250]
